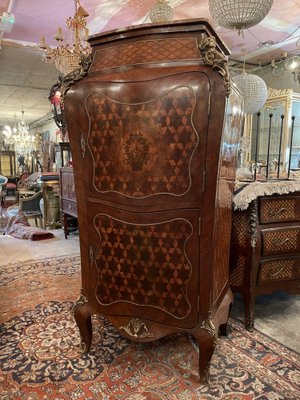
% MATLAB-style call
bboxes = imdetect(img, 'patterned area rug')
[0,255,299,399]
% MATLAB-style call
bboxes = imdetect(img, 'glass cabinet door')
[250,88,300,176]
[291,100,300,169]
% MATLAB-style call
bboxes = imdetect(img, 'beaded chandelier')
[149,0,174,23]
[209,0,273,33]
[39,0,91,76]
[233,72,268,114]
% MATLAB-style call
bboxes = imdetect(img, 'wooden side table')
[230,181,300,330]
[59,167,77,238]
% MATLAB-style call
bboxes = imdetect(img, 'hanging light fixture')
[270,52,300,83]
[3,111,36,155]
[39,0,91,76]
[209,0,273,33]
[2,124,16,149]
[149,0,174,23]
[233,69,268,114]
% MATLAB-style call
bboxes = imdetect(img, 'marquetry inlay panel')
[258,258,300,283]
[90,38,199,72]
[232,211,248,247]
[262,228,300,256]
[86,86,199,198]
[94,214,193,319]
[230,255,246,287]
[260,198,300,224]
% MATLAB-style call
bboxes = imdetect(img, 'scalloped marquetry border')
[93,213,194,320]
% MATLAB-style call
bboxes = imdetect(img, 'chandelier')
[2,111,36,155]
[209,0,273,33]
[233,70,268,114]
[39,0,91,76]
[149,0,174,23]
[270,52,300,83]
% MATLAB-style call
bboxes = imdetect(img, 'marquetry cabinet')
[63,19,243,383]
[230,191,300,330]
[59,166,77,238]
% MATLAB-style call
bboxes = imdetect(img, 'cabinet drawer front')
[261,227,300,256]
[90,37,200,72]
[259,196,300,224]
[61,199,77,217]
[258,257,300,285]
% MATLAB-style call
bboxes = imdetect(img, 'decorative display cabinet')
[63,19,243,382]
[249,88,300,170]
[0,150,16,178]
[230,183,300,330]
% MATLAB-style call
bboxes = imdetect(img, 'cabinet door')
[87,203,200,329]
[78,72,210,211]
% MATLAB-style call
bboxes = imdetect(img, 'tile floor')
[0,227,299,353]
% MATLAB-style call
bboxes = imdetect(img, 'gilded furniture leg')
[192,318,217,384]
[73,292,93,353]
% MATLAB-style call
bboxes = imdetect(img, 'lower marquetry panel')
[89,209,200,325]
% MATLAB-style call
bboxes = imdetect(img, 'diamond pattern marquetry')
[94,214,193,319]
[233,211,248,247]
[263,229,300,255]
[90,38,199,71]
[260,198,297,223]
[87,87,198,197]
[230,255,246,287]
[259,259,296,283]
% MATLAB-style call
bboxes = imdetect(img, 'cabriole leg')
[73,291,93,353]
[192,316,217,384]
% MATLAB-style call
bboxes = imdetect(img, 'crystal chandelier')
[39,0,91,76]
[209,0,273,33]
[149,0,174,23]
[2,125,16,148]
[14,111,36,154]
[270,52,300,83]
[2,111,36,155]
[233,71,268,114]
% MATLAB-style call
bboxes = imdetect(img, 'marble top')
[233,180,300,210]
